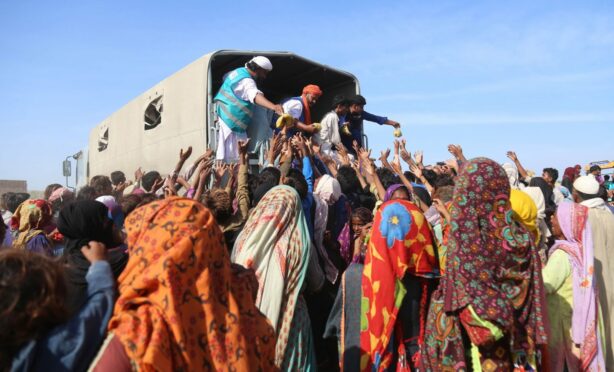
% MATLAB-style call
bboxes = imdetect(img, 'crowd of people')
[2,130,614,371]
[2,55,614,371]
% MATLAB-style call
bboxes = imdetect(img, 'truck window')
[98,126,109,152]
[144,96,163,130]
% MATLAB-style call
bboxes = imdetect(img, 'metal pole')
[65,155,72,188]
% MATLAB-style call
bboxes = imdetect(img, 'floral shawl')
[231,185,312,369]
[108,197,277,371]
[360,200,439,370]
[550,202,605,371]
[423,157,548,371]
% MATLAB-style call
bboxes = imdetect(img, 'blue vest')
[214,67,254,133]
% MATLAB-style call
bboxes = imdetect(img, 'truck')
[66,50,361,188]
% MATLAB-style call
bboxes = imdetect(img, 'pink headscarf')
[48,187,75,203]
[550,202,605,371]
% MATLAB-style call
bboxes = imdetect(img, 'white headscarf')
[502,163,520,190]
[522,187,546,219]
[522,187,552,241]
[314,175,342,205]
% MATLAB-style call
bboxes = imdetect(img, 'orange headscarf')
[302,84,323,97]
[301,84,322,125]
[108,197,277,371]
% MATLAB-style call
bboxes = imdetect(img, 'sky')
[1,0,613,190]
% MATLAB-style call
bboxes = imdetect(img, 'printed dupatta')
[360,200,439,370]
[550,202,605,371]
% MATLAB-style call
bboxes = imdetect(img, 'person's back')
[2,247,115,372]
[587,206,614,369]
[573,175,614,369]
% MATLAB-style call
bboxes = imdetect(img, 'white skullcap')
[249,56,273,71]
[573,175,599,195]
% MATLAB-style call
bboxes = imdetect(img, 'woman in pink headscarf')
[543,202,606,371]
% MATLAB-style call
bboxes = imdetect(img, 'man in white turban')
[214,56,283,162]
[573,175,614,369]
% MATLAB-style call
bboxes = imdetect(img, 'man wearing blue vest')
[340,94,401,154]
[214,56,283,162]
[278,84,323,137]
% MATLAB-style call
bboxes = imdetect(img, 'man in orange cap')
[279,84,323,136]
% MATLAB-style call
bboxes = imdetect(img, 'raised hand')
[414,150,423,165]
[280,141,293,163]
[213,161,227,180]
[393,140,401,166]
[305,138,314,156]
[179,146,193,162]
[400,140,412,164]
[359,222,373,240]
[448,144,463,159]
[410,163,423,179]
[311,140,321,155]
[81,241,106,263]
[163,185,177,198]
[357,146,372,163]
[238,139,250,155]
[391,159,403,175]
[506,151,518,162]
[151,177,165,193]
[269,131,280,152]
[272,104,284,116]
[134,167,144,182]
[337,143,350,166]
[379,148,390,165]
[291,134,308,157]
[199,163,212,183]
[114,181,132,193]
[321,155,337,170]
[203,148,214,160]
[352,140,360,155]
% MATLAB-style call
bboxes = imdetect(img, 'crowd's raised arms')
[1,59,614,371]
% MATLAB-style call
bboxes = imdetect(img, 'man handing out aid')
[277,84,324,137]
[214,56,283,162]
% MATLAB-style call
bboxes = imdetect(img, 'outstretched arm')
[506,151,528,180]
[254,93,283,115]
[359,147,386,201]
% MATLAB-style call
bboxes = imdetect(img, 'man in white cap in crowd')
[573,175,614,369]
[214,56,283,162]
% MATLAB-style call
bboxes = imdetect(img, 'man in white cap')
[214,56,283,162]
[573,175,614,369]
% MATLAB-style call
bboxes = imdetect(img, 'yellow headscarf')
[510,189,540,244]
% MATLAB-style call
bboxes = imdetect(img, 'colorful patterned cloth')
[423,157,548,371]
[360,200,439,371]
[10,199,52,251]
[108,197,277,371]
[549,202,605,371]
[231,185,315,370]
